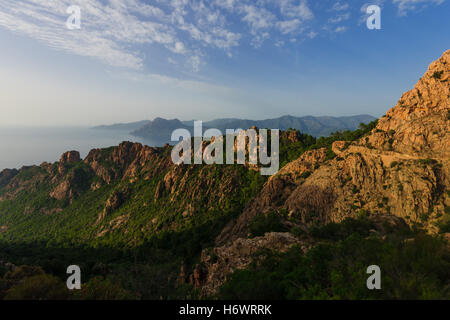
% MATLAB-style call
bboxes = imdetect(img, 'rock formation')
[199,50,450,295]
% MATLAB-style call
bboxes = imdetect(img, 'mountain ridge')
[94,114,377,146]
[197,49,450,296]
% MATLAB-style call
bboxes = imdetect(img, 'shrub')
[219,226,450,300]
[3,265,45,281]
[290,226,305,238]
[310,216,374,241]
[299,171,312,179]
[326,148,337,160]
[4,274,69,300]
[356,209,368,218]
[249,212,286,238]
[419,158,437,166]
[432,71,443,79]
[74,277,135,300]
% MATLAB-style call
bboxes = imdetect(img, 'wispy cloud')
[331,2,350,11]
[392,0,445,16]
[328,12,350,24]
[334,26,348,33]
[0,0,241,71]
[0,0,444,76]
[0,0,176,69]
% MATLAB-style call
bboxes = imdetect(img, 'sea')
[0,127,159,171]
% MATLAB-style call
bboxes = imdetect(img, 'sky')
[0,0,449,127]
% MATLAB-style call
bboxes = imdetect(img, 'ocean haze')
[0,127,150,170]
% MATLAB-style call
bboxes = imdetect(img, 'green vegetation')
[3,119,448,300]
[309,217,375,240]
[419,158,438,166]
[390,161,399,168]
[0,158,267,299]
[437,206,450,234]
[219,218,450,300]
[279,121,378,167]
[249,211,287,238]
[432,70,444,79]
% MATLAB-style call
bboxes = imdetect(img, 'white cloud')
[328,12,350,23]
[173,41,187,54]
[279,0,314,20]
[0,0,243,71]
[276,19,302,35]
[392,0,445,16]
[0,0,444,76]
[331,2,350,11]
[307,31,318,39]
[240,5,276,32]
[235,0,314,47]
[251,32,270,48]
[0,0,176,69]
[0,0,337,72]
[334,26,348,33]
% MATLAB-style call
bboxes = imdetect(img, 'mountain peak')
[389,49,449,117]
[372,50,450,158]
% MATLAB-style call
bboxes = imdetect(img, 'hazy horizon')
[0,113,379,129]
[0,127,150,170]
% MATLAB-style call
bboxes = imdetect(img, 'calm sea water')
[0,127,157,170]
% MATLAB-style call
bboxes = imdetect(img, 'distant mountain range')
[92,120,152,132]
[93,115,377,145]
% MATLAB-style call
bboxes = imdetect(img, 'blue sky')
[0,0,449,126]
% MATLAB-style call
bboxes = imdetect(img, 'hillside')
[198,50,450,297]
[0,51,448,300]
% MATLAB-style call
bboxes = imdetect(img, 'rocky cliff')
[199,50,450,295]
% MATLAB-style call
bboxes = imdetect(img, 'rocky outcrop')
[199,214,410,296]
[218,50,450,244]
[0,169,18,189]
[217,148,328,245]
[49,180,74,201]
[84,141,169,184]
[59,151,81,165]
[57,151,81,175]
[368,49,450,159]
[96,214,130,237]
[288,50,450,228]
[199,232,305,296]
[0,166,47,201]
[97,187,131,223]
[200,50,450,295]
